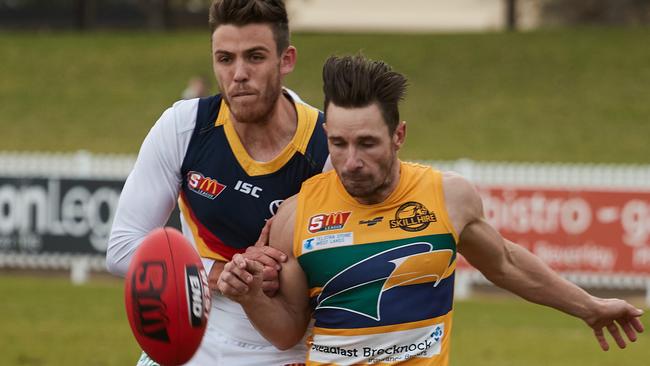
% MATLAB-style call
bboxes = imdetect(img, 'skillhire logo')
[390,201,437,232]
[187,171,226,200]
[308,211,352,233]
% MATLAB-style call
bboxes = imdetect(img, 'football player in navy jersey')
[107,1,329,365]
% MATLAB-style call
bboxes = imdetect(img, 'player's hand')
[583,297,644,351]
[244,218,288,297]
[207,260,226,293]
[254,217,274,247]
[217,253,264,303]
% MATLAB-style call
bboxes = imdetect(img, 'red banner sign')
[457,186,650,275]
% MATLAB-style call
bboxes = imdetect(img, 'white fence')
[0,150,135,179]
[3,150,648,187]
[421,158,650,189]
[1,151,649,304]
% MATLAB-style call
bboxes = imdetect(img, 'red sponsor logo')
[308,212,351,233]
[187,171,226,200]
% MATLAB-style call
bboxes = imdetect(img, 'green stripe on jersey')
[297,233,456,289]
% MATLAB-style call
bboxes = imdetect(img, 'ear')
[322,122,328,137]
[280,46,297,77]
[393,121,406,150]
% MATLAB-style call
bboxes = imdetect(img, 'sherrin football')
[124,227,211,366]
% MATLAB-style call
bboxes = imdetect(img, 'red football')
[124,227,211,366]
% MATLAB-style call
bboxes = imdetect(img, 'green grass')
[452,296,649,366]
[1,28,649,162]
[0,274,140,366]
[0,274,647,366]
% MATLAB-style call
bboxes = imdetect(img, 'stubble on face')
[326,103,402,205]
[339,149,397,202]
[221,69,282,124]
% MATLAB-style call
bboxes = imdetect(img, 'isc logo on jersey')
[308,211,352,233]
[187,171,226,200]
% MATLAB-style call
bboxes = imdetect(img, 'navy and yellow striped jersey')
[180,93,328,262]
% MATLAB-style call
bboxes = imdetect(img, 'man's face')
[324,103,405,204]
[211,24,294,123]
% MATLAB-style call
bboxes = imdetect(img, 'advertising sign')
[456,187,650,275]
[3,175,649,276]
[0,177,179,256]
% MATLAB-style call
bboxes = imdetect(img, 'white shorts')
[136,295,307,366]
[136,330,306,366]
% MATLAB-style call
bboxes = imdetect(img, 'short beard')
[341,153,398,204]
[224,74,282,124]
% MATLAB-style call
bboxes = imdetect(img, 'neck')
[230,92,297,162]
[355,159,402,205]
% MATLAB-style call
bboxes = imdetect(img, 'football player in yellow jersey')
[217,55,644,365]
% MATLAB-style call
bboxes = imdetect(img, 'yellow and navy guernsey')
[294,162,458,366]
[180,93,328,262]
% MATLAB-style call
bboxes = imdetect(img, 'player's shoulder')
[441,170,477,195]
[150,98,199,137]
[168,98,200,131]
[441,170,470,185]
[440,170,482,216]
[170,97,199,112]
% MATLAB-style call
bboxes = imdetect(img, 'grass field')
[0,28,649,163]
[0,274,646,366]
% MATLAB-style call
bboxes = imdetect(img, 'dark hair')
[209,0,290,55]
[322,55,407,134]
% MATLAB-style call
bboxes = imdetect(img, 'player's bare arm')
[217,195,311,349]
[444,172,644,351]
